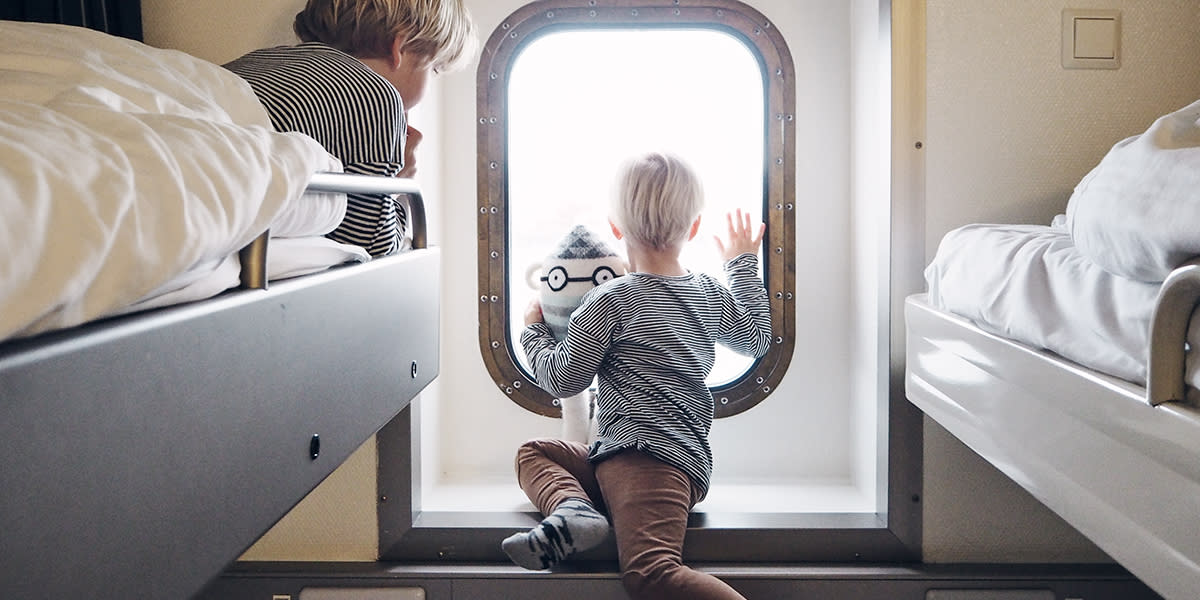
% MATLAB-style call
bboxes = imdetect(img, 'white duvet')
[926,219,1200,395]
[0,22,363,342]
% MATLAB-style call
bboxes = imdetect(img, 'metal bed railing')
[237,172,426,290]
[1147,258,1200,406]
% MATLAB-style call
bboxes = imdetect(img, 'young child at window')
[225,0,476,257]
[505,152,772,600]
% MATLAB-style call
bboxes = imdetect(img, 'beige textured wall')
[920,0,1200,562]
[141,0,301,63]
[238,438,379,561]
[924,0,1200,246]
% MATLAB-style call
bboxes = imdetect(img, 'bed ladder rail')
[1147,258,1200,406]
[237,173,426,290]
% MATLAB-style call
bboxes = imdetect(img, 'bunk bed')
[906,99,1200,600]
[0,21,440,599]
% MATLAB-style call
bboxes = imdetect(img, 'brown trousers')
[515,438,747,600]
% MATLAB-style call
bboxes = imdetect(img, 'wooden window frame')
[475,0,796,418]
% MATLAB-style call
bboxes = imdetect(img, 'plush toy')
[526,225,626,444]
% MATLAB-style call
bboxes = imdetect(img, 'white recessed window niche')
[377,0,920,564]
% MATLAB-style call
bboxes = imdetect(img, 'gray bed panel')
[0,248,440,600]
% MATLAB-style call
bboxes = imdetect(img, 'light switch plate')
[1062,8,1121,69]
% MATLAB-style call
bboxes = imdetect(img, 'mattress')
[0,21,371,342]
[924,217,1200,400]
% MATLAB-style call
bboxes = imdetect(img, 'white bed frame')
[905,263,1200,600]
[0,174,438,600]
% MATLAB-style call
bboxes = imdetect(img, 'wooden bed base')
[0,178,440,600]
[906,293,1200,600]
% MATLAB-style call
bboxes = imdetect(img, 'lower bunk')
[906,293,1200,600]
[0,247,440,600]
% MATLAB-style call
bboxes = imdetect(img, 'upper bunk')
[0,21,442,599]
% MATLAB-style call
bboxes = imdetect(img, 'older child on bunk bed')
[507,152,773,600]
[225,0,476,257]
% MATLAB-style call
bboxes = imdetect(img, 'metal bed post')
[1147,258,1200,406]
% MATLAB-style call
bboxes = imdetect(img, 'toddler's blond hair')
[611,152,705,249]
[294,0,476,72]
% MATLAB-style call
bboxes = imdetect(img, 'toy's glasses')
[540,265,618,292]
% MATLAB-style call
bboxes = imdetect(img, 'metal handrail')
[237,172,427,290]
[1147,258,1200,406]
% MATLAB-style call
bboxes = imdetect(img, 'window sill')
[421,479,876,514]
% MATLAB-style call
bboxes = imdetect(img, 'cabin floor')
[198,561,1162,600]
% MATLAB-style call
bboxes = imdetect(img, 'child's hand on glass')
[713,208,766,262]
[525,298,545,327]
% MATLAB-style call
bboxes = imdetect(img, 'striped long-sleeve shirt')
[520,253,773,496]
[225,43,407,257]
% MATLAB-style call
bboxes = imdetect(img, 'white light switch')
[1074,17,1116,58]
[1062,9,1121,69]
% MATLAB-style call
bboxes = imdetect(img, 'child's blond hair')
[611,152,705,249]
[294,0,476,72]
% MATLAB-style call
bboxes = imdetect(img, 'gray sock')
[501,499,609,570]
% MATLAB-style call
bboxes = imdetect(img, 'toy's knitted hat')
[537,225,625,340]
[553,225,619,260]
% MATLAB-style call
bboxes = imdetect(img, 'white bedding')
[926,218,1200,395]
[0,22,365,342]
[1066,98,1200,282]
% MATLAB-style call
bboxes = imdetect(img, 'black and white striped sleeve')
[718,253,773,357]
[520,291,616,398]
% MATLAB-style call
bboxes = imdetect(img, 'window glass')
[507,29,765,386]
